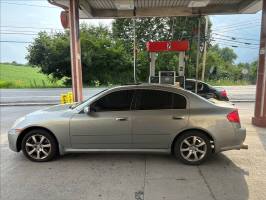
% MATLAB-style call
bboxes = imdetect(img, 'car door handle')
[115,117,128,121]
[172,116,184,120]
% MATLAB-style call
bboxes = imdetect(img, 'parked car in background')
[8,84,247,165]
[180,79,229,101]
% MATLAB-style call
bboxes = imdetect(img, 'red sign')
[61,11,69,29]
[146,40,189,52]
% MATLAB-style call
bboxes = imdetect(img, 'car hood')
[26,104,73,118]
[11,104,75,129]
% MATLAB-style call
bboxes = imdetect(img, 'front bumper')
[8,129,19,152]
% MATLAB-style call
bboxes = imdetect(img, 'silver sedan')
[8,84,248,165]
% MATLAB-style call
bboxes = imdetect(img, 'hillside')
[0,63,64,88]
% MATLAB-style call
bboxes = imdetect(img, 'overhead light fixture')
[114,0,134,10]
[188,0,210,7]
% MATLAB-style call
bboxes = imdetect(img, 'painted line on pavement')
[0,134,8,144]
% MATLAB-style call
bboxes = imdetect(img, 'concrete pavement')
[0,85,256,105]
[0,102,266,200]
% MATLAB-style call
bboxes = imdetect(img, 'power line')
[212,37,260,46]
[213,41,259,49]
[0,25,64,32]
[0,30,64,35]
[212,24,260,32]
[213,19,261,29]
[0,32,39,35]
[213,29,261,38]
[212,40,259,49]
[214,43,259,50]
[0,40,32,43]
[0,1,58,8]
[211,33,260,42]
[0,29,42,33]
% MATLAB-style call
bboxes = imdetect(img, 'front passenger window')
[91,90,133,112]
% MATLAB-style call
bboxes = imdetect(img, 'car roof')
[185,79,203,83]
[113,83,184,91]
[108,84,194,98]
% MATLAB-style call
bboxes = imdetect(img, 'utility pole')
[133,18,137,83]
[69,0,83,102]
[201,16,209,81]
[195,17,201,94]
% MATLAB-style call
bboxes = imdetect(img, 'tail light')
[220,89,227,97]
[227,110,240,123]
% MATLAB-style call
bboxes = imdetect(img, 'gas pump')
[146,40,189,86]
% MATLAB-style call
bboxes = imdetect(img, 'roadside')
[0,85,256,106]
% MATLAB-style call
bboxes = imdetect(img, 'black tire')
[21,129,58,162]
[174,131,211,165]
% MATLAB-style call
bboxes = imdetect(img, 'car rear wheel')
[22,129,57,162]
[174,131,211,165]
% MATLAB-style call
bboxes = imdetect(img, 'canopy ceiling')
[49,0,262,18]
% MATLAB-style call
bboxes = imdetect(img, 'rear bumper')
[8,129,19,152]
[220,143,248,151]
[219,128,247,151]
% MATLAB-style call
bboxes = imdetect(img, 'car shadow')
[199,153,249,200]
[2,150,249,200]
[58,152,249,200]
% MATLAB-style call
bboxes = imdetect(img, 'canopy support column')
[69,0,83,102]
[252,0,266,127]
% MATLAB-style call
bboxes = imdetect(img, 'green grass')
[0,63,65,88]
[206,79,250,86]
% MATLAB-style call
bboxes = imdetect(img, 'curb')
[230,100,255,103]
[0,103,58,106]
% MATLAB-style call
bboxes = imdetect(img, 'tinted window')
[185,81,195,91]
[91,90,133,111]
[135,90,186,110]
[173,94,187,109]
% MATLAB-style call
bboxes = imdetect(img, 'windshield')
[70,88,108,109]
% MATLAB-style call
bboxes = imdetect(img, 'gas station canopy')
[49,0,262,18]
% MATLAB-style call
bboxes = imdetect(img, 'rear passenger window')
[135,90,186,110]
[136,90,172,110]
[173,94,187,109]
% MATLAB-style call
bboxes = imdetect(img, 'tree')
[27,24,133,85]
[27,19,255,86]
[205,44,244,82]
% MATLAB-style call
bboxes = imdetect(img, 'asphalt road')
[1,103,266,200]
[0,85,256,104]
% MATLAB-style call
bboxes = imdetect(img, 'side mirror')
[83,106,90,114]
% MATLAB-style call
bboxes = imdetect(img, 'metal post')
[252,0,266,127]
[133,18,137,83]
[178,52,185,77]
[201,16,208,81]
[69,0,83,102]
[195,17,201,94]
[150,52,156,77]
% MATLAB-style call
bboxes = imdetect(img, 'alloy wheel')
[180,136,207,162]
[25,134,52,160]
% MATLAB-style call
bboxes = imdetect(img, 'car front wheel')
[174,131,211,165]
[21,129,57,162]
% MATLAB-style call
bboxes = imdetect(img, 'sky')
[0,0,262,64]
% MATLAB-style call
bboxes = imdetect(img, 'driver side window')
[91,90,134,112]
